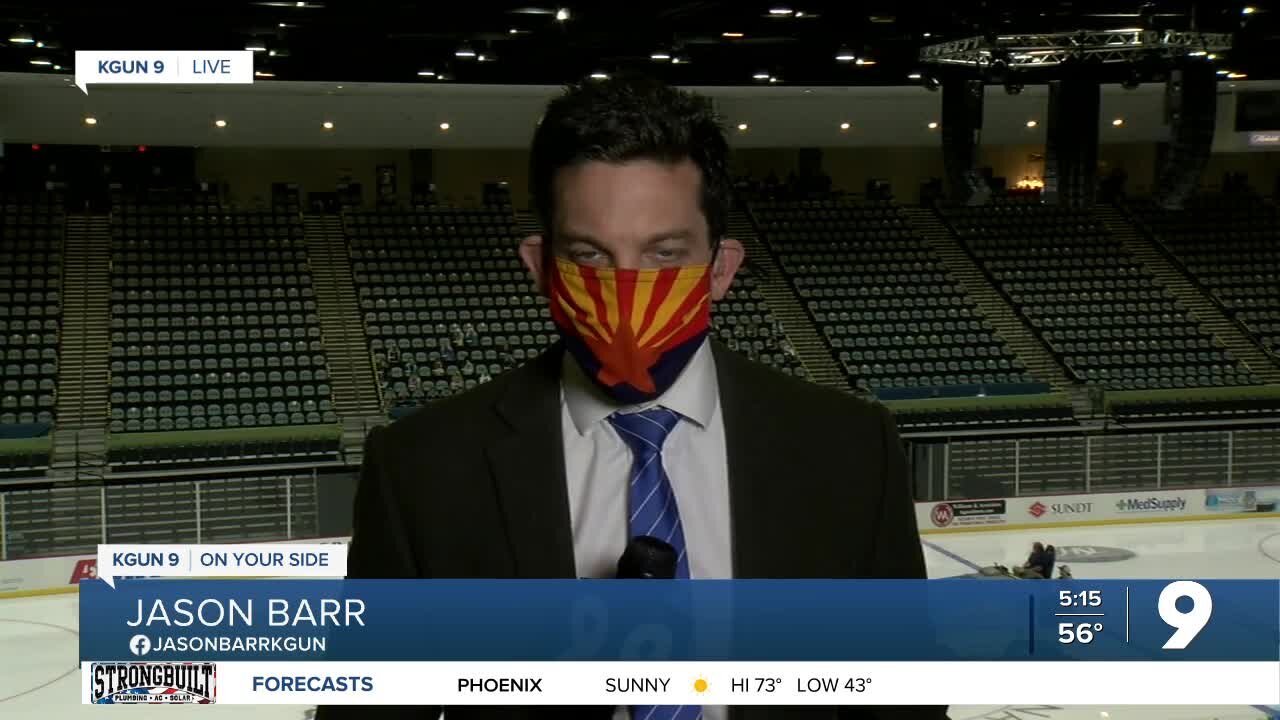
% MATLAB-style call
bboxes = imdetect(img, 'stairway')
[52,214,111,482]
[303,215,385,432]
[729,210,849,391]
[515,211,543,238]
[1097,206,1280,385]
[903,207,1074,391]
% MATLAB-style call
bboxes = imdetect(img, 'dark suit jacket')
[318,341,946,720]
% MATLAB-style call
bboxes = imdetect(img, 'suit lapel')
[485,343,578,579]
[712,341,792,580]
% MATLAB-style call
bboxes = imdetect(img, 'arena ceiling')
[0,1,1274,87]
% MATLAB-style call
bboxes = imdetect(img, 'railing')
[0,472,321,561]
[913,426,1280,502]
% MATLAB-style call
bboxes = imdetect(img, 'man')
[319,76,943,720]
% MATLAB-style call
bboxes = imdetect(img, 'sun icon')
[693,677,709,693]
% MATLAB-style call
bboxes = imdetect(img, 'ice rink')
[1,517,1277,720]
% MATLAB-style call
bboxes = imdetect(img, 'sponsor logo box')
[90,662,216,704]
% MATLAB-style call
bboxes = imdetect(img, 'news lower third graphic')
[73,50,255,94]
[78,551,1280,706]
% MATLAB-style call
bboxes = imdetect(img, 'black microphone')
[615,535,677,579]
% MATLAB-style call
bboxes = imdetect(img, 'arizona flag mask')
[549,257,712,404]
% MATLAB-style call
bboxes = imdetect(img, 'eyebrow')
[557,229,696,247]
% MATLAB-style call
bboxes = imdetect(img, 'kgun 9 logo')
[1158,580,1213,650]
[99,59,166,74]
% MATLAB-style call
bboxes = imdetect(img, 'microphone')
[616,535,677,579]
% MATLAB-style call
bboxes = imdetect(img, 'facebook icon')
[129,634,151,656]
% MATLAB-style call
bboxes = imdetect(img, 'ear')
[518,235,548,295]
[709,238,744,301]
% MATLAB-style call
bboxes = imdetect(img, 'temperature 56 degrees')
[1058,622,1103,644]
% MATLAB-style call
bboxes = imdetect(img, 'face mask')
[549,257,711,404]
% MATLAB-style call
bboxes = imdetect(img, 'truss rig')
[920,29,1233,69]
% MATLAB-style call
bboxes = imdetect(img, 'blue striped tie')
[608,407,702,720]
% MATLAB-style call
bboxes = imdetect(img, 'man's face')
[519,158,743,300]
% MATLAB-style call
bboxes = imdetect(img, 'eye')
[569,248,605,263]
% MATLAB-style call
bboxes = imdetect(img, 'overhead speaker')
[1043,68,1100,208]
[1154,61,1217,209]
[941,77,989,205]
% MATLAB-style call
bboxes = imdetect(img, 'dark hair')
[530,74,732,246]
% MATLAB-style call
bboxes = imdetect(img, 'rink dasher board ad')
[919,485,1280,531]
[79,579,1280,705]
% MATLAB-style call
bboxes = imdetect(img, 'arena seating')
[752,199,1036,393]
[346,205,544,415]
[942,198,1260,390]
[712,268,808,380]
[349,206,809,416]
[1127,194,1280,355]
[0,193,62,434]
[108,200,338,433]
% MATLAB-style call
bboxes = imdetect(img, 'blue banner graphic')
[80,579,1279,662]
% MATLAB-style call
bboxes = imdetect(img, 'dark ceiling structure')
[0,1,1274,87]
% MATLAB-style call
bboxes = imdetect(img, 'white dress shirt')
[561,340,731,720]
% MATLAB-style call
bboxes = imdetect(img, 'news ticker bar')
[81,661,1280,705]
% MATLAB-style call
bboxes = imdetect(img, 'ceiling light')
[723,31,745,38]
[279,22,288,27]
[8,27,33,44]
[856,58,876,66]
[795,10,805,17]
[1188,50,1207,57]
[908,72,923,80]
[1228,72,1248,79]
[769,7,794,15]
[769,76,779,83]
[672,56,686,64]
[268,49,277,56]
[336,85,343,89]
[53,64,62,70]
[254,70,275,77]
[214,119,228,128]
[922,32,933,38]
[1242,6,1257,14]
[246,42,267,52]
[322,121,334,130]
[1026,120,1038,128]
[1111,118,1124,126]
[927,121,939,129]
[753,71,770,80]
[555,7,570,21]
[29,57,52,66]
[590,71,608,79]
[651,52,671,61]
[1207,53,1217,60]
[296,1,306,6]
[737,123,749,131]
[477,54,488,61]
[456,47,476,57]
[418,69,436,77]
[1216,69,1230,75]
[509,28,519,34]
[840,122,851,130]
[84,116,98,126]
[836,49,856,62]
[439,122,450,130]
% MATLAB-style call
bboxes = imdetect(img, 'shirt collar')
[561,339,718,435]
